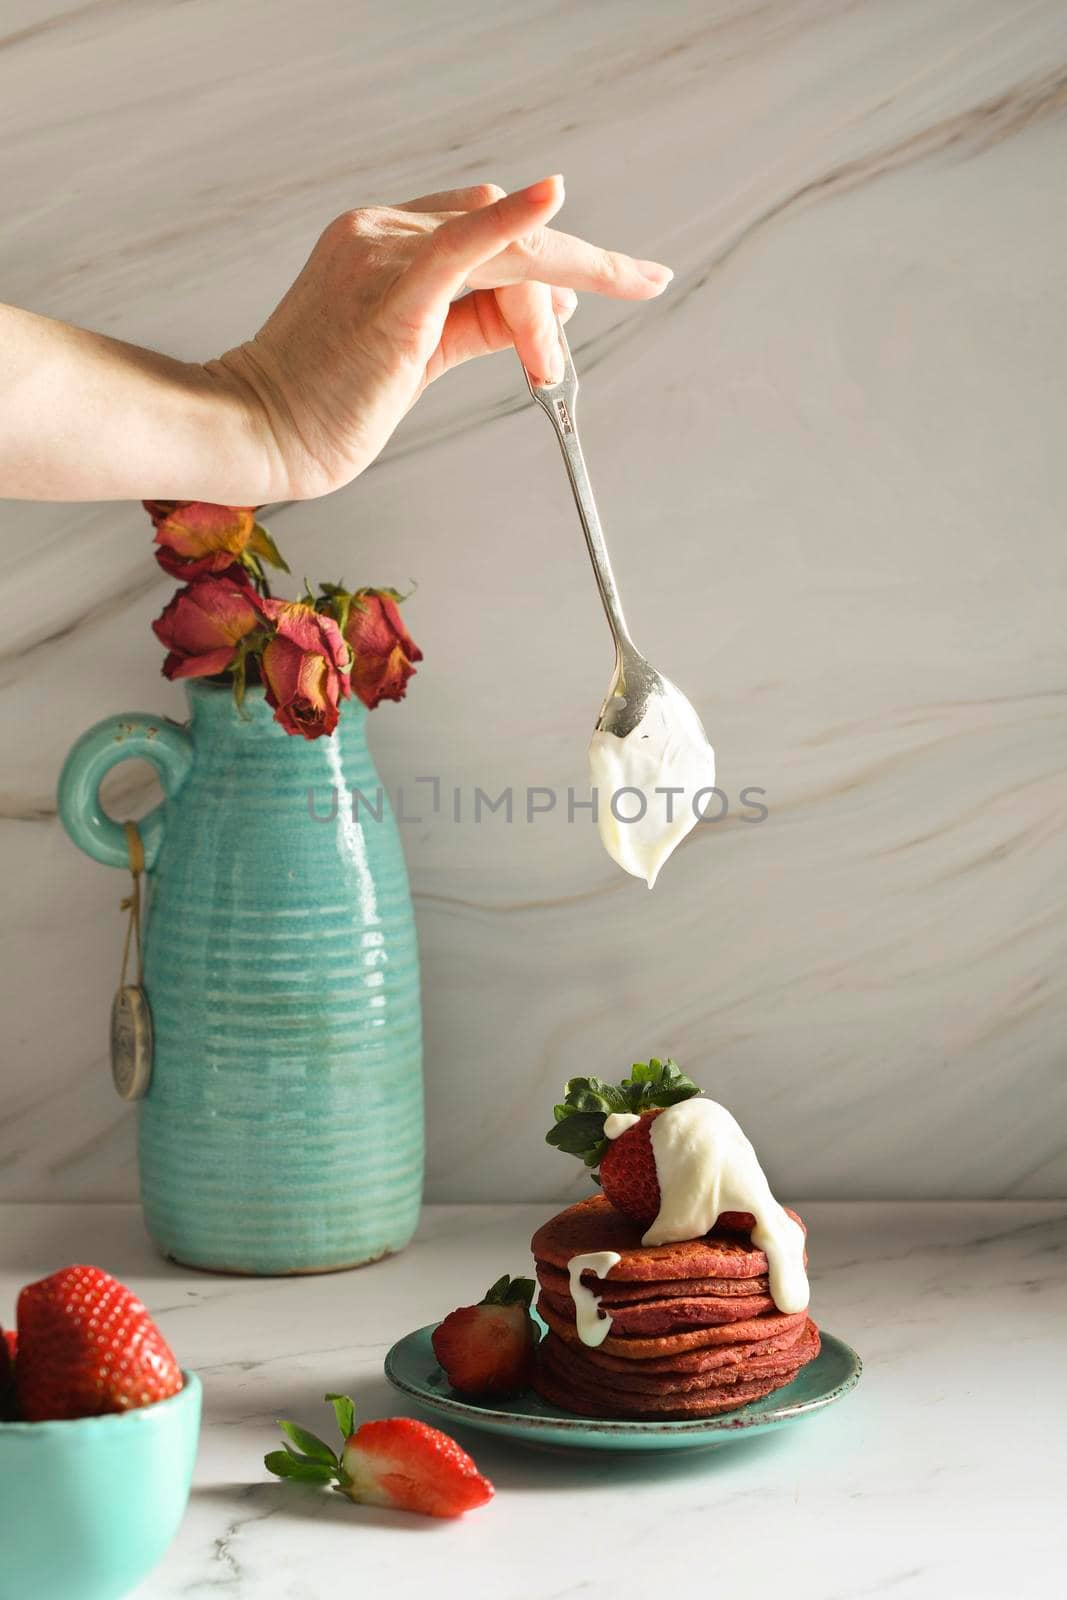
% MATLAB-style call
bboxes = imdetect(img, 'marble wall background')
[2,0,1065,1205]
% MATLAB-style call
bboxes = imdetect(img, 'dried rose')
[142,500,187,529]
[152,568,266,680]
[144,501,288,581]
[260,601,351,740]
[343,589,423,710]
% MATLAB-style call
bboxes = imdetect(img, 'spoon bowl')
[597,643,673,740]
[521,321,715,755]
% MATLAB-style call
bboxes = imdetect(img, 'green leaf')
[656,1084,701,1107]
[248,522,291,573]
[481,1275,535,1309]
[561,1077,629,1115]
[264,1450,335,1483]
[276,1420,337,1466]
[324,1393,355,1443]
[545,1112,607,1156]
[621,1058,698,1109]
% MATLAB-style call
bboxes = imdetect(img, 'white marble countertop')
[2,1201,1064,1599]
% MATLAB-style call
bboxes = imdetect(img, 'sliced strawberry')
[16,1265,183,1422]
[266,1393,493,1519]
[0,1326,17,1421]
[431,1274,538,1398]
[341,1418,494,1518]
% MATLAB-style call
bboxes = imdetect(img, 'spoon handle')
[520,322,634,655]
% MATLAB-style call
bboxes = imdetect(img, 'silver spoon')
[520,322,713,749]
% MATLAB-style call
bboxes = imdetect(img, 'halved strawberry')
[545,1057,701,1227]
[266,1394,493,1519]
[431,1274,538,1398]
[0,1326,17,1421]
[341,1418,493,1517]
[16,1265,183,1422]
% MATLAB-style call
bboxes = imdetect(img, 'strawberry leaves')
[325,1391,355,1440]
[625,1058,701,1108]
[264,1449,337,1484]
[266,1394,358,1490]
[277,1418,338,1464]
[481,1275,535,1309]
[546,1057,700,1169]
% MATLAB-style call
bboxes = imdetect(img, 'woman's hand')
[212,175,672,500]
[0,175,671,505]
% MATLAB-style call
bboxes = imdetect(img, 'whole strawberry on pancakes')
[532,1057,819,1419]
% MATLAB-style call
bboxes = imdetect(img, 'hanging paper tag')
[111,820,154,1101]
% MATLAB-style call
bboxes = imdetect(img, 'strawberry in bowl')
[0,1265,201,1600]
[16,1264,184,1420]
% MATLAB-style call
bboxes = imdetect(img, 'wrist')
[197,346,293,504]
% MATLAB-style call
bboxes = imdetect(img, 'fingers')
[466,225,672,299]
[392,182,505,213]
[425,287,577,385]
[495,282,567,385]
[386,175,567,326]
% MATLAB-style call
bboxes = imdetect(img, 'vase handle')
[58,713,194,871]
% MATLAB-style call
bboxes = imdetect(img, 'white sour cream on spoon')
[588,682,716,888]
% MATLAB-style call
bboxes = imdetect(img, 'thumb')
[388,176,566,322]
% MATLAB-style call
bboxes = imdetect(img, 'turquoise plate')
[384,1321,861,1453]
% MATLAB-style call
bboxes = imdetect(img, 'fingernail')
[544,346,565,384]
[554,288,578,313]
[636,260,674,290]
[522,174,564,206]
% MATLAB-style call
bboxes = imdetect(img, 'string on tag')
[119,820,145,989]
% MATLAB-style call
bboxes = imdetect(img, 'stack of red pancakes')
[531,1195,820,1420]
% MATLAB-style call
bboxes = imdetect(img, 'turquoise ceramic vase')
[58,681,423,1274]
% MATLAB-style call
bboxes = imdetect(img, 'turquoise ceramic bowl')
[0,1372,201,1600]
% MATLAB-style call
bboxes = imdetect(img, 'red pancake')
[541,1321,820,1397]
[540,1347,807,1408]
[532,1196,805,1283]
[532,1363,788,1420]
[538,1286,775,1333]
[536,1263,772,1304]
[570,1316,815,1375]
[538,1293,808,1359]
